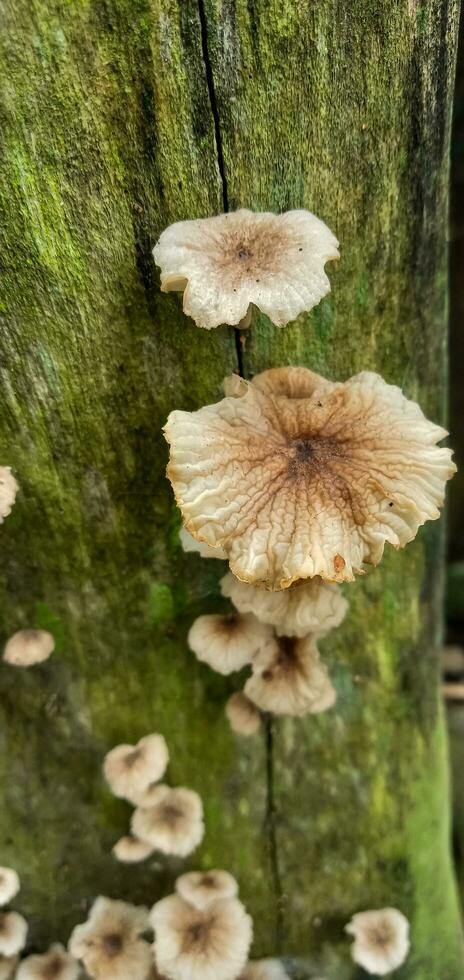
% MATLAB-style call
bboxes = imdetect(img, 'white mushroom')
[175,869,238,909]
[3,630,54,667]
[131,785,204,858]
[68,897,151,980]
[345,907,410,976]
[221,572,348,638]
[0,468,19,523]
[225,692,262,736]
[151,893,252,980]
[103,734,169,802]
[244,634,335,717]
[188,613,274,675]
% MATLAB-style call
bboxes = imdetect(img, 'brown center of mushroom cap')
[287,436,342,478]
[262,637,300,681]
[368,923,394,949]
[159,803,184,823]
[124,749,141,768]
[184,918,213,952]
[218,613,240,634]
[102,932,124,956]
[199,874,218,889]
[43,956,64,979]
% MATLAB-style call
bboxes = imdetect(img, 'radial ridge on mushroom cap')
[131,785,204,857]
[221,571,348,637]
[175,870,238,909]
[16,943,80,980]
[226,692,262,736]
[69,897,151,980]
[103,734,169,802]
[164,366,455,589]
[188,613,274,675]
[0,468,19,523]
[0,869,20,908]
[244,634,335,717]
[3,630,54,668]
[345,907,410,976]
[151,893,253,980]
[0,912,28,957]
[153,209,339,330]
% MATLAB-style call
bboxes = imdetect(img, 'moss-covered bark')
[0,1,462,977]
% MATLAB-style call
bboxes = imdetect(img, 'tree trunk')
[0,1,462,976]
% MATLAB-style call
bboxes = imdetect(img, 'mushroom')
[150,893,253,980]
[239,961,290,980]
[131,785,204,858]
[103,734,169,803]
[164,367,455,589]
[68,897,151,980]
[16,943,80,980]
[244,635,335,717]
[0,468,19,523]
[3,629,54,667]
[180,527,227,559]
[0,869,19,908]
[175,870,238,909]
[0,955,18,980]
[221,571,348,638]
[188,613,274,676]
[153,209,339,330]
[345,907,410,976]
[225,693,262,736]
[112,835,154,864]
[0,912,27,957]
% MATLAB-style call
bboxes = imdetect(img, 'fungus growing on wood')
[16,943,80,980]
[131,785,204,857]
[150,893,252,980]
[175,870,238,910]
[345,907,410,976]
[188,613,274,676]
[239,960,290,979]
[225,692,262,736]
[0,869,19,908]
[103,734,169,802]
[112,835,154,864]
[3,629,54,667]
[164,367,455,589]
[153,209,339,330]
[68,897,151,980]
[221,571,348,638]
[180,527,227,559]
[0,468,18,523]
[0,912,27,957]
[244,635,335,717]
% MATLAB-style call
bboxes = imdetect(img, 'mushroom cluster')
[0,867,27,978]
[0,468,19,524]
[103,732,204,862]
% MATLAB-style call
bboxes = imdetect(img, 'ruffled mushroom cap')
[0,912,28,957]
[244,635,335,717]
[180,527,227,560]
[112,835,154,864]
[0,869,19,907]
[153,209,339,330]
[225,693,262,737]
[221,572,348,638]
[0,468,19,523]
[16,943,80,980]
[3,629,54,667]
[103,734,169,802]
[175,870,238,910]
[131,785,204,857]
[239,961,290,980]
[0,955,18,980]
[345,907,410,976]
[69,897,151,980]
[164,367,455,588]
[188,613,274,676]
[150,894,252,980]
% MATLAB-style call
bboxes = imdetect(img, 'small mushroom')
[3,629,54,668]
[0,869,19,908]
[150,893,253,980]
[180,527,227,560]
[112,835,154,864]
[153,208,339,330]
[345,907,410,976]
[188,613,274,676]
[68,897,151,980]
[221,571,348,638]
[175,870,238,909]
[164,367,455,589]
[0,912,27,957]
[103,734,169,803]
[244,635,335,717]
[16,943,80,980]
[131,785,204,858]
[0,468,19,523]
[239,961,290,980]
[225,693,262,737]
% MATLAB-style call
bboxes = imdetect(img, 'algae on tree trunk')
[0,0,462,977]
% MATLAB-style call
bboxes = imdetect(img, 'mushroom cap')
[188,613,274,675]
[153,209,339,330]
[150,893,253,980]
[0,912,28,957]
[0,468,19,523]
[131,785,204,858]
[244,634,335,717]
[16,943,80,980]
[175,870,238,909]
[3,629,54,667]
[0,869,20,908]
[103,733,169,802]
[225,692,262,736]
[112,835,154,863]
[239,960,290,980]
[69,897,150,980]
[345,907,410,976]
[221,572,348,638]
[180,527,227,559]
[164,367,455,589]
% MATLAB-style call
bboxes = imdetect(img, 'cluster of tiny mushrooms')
[0,206,456,979]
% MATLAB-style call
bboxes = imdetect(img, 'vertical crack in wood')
[265,715,285,950]
[197,0,244,378]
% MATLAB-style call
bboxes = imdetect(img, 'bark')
[0,1,462,977]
